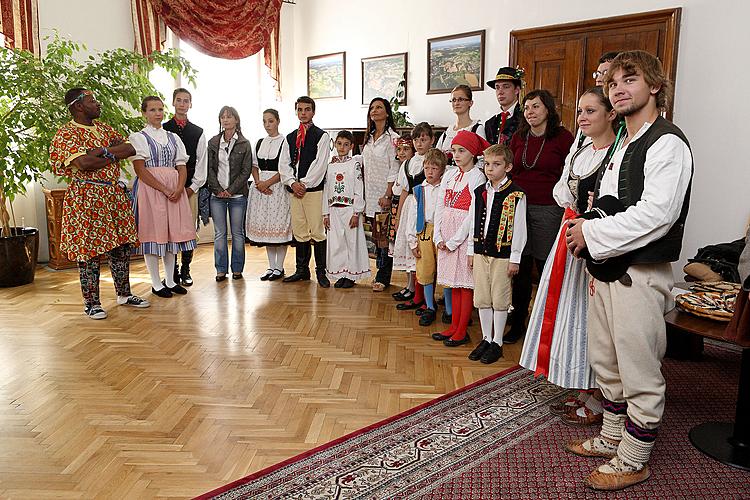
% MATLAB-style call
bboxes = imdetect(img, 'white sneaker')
[117,295,151,308]
[84,305,108,319]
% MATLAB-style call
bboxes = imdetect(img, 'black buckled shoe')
[163,280,187,295]
[443,334,471,347]
[441,311,452,324]
[432,332,452,341]
[396,300,424,310]
[468,339,491,361]
[260,269,274,281]
[480,342,503,364]
[419,308,437,327]
[268,269,285,281]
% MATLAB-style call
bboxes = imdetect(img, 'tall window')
[151,32,280,144]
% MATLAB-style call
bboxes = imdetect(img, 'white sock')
[492,310,509,344]
[478,308,494,341]
[406,272,415,292]
[144,254,163,289]
[163,252,177,287]
[266,246,275,269]
[275,246,288,270]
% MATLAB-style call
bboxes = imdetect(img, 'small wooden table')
[665,307,750,471]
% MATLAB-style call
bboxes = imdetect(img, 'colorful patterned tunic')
[49,120,138,262]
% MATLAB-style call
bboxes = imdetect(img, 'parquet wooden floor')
[0,244,526,498]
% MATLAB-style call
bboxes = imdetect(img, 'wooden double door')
[510,8,681,131]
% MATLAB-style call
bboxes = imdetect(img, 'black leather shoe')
[283,271,311,282]
[480,342,503,364]
[441,311,452,324]
[334,278,346,288]
[152,286,173,298]
[163,280,187,295]
[392,289,414,301]
[415,305,427,316]
[419,309,437,326]
[444,335,471,347]
[340,278,354,288]
[267,269,285,281]
[317,272,330,288]
[232,272,243,280]
[468,340,491,361]
[260,269,274,281]
[216,274,227,282]
[432,332,452,341]
[396,300,424,310]
[503,328,525,344]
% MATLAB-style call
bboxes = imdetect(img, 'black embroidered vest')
[595,116,693,264]
[472,179,525,258]
[285,124,326,192]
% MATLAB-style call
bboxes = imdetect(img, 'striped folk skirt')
[519,208,597,389]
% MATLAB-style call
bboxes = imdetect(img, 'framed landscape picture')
[427,30,485,94]
[307,52,346,99]
[361,52,408,105]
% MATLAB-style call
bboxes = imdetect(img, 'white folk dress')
[519,140,608,389]
[323,155,372,282]
[434,166,486,289]
[361,128,400,218]
[392,153,425,271]
[245,134,293,245]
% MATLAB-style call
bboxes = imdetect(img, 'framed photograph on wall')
[427,30,485,94]
[361,52,408,105]
[307,52,346,99]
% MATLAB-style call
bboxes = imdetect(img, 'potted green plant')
[0,35,196,286]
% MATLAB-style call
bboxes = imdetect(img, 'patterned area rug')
[198,343,749,499]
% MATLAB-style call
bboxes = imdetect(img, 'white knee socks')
[266,247,275,270]
[163,252,176,287]
[144,254,163,289]
[493,311,508,344]
[274,246,288,270]
[478,308,494,341]
[406,272,415,292]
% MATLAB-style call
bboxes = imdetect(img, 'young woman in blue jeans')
[207,106,252,281]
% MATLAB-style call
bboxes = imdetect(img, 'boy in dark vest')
[467,144,527,364]
[163,88,207,286]
[279,96,331,287]
[484,67,524,145]
[564,50,693,491]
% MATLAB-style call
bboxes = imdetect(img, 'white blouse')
[435,119,487,154]
[361,128,400,217]
[393,153,425,197]
[433,166,486,251]
[129,124,189,166]
[552,139,609,209]
[253,134,285,166]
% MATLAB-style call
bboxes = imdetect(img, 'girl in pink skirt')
[432,131,489,346]
[130,96,197,298]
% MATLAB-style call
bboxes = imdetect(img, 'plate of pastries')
[675,281,740,321]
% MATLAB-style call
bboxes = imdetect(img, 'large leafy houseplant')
[0,35,196,237]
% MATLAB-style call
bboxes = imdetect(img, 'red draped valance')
[144,0,282,89]
[0,0,40,56]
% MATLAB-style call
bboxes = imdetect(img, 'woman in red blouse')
[507,89,574,343]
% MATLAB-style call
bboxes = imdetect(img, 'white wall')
[281,0,750,273]
[12,0,135,262]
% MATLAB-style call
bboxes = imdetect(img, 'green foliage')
[0,34,196,202]
[390,77,413,128]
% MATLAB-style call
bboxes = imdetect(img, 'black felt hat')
[486,66,525,89]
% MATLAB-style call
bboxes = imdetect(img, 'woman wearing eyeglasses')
[435,85,486,163]
[206,106,253,282]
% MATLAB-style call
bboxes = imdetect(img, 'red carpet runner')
[198,343,749,499]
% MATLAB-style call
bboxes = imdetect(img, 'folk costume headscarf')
[451,130,491,157]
